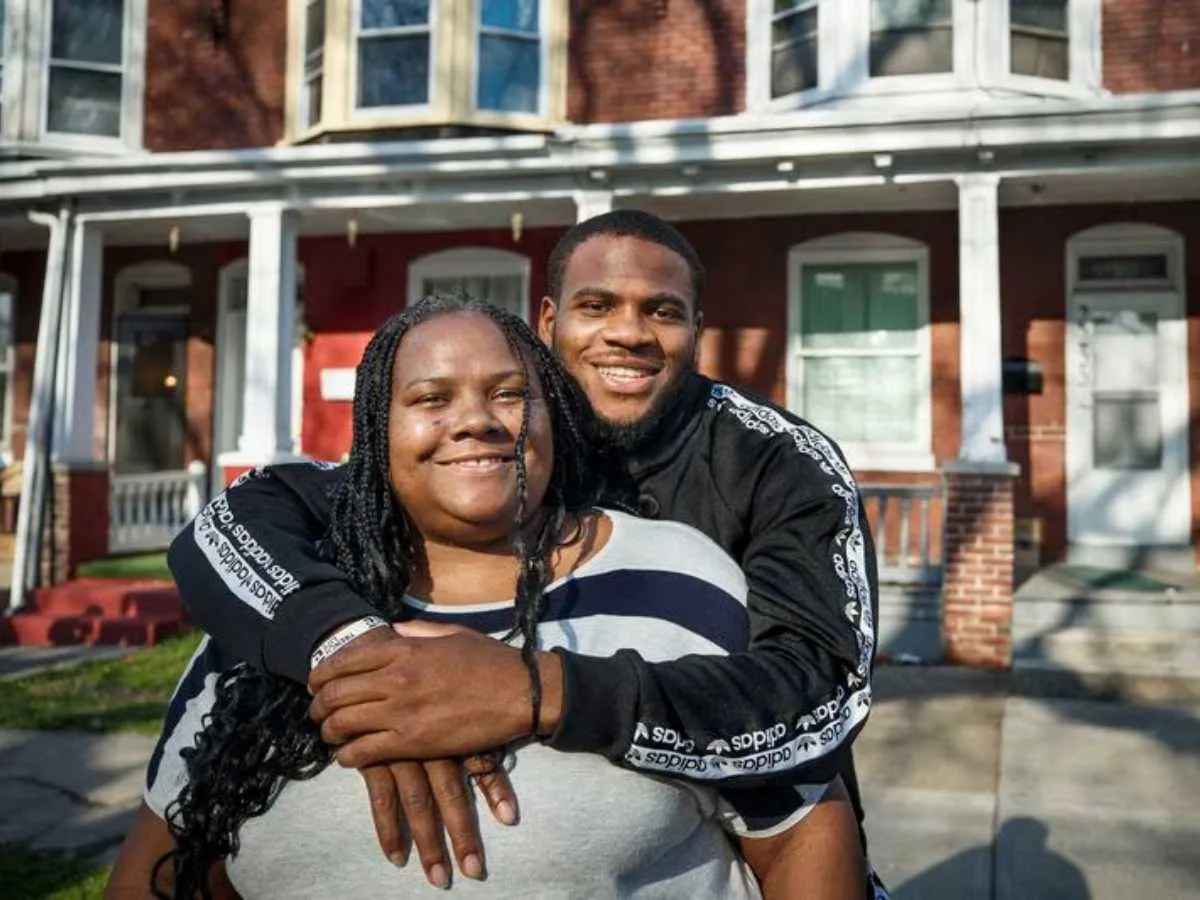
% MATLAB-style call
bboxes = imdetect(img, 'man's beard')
[592,369,690,452]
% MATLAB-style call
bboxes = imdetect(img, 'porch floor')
[1,578,187,648]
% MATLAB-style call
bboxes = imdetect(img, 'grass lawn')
[0,845,108,900]
[75,552,171,582]
[0,632,203,734]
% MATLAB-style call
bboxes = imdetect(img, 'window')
[771,1,818,99]
[788,236,932,470]
[0,276,15,459]
[870,0,953,77]
[303,0,326,127]
[478,0,541,114]
[747,0,1100,110]
[1010,0,1068,80]
[47,0,125,137]
[409,248,530,322]
[289,0,566,139]
[357,0,432,109]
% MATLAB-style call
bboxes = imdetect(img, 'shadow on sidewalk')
[892,818,1091,900]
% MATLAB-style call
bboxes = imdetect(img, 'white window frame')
[0,272,17,462]
[27,0,146,149]
[471,0,549,118]
[408,247,531,322]
[787,233,934,472]
[746,0,1101,113]
[350,0,437,118]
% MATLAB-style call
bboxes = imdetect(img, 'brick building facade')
[1,0,1198,667]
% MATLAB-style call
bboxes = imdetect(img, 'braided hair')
[156,294,605,899]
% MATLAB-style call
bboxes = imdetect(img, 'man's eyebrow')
[568,287,619,302]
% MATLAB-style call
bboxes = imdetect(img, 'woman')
[107,295,867,899]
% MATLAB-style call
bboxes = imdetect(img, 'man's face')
[537,235,702,444]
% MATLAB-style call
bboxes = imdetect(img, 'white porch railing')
[109,461,207,555]
[859,483,945,586]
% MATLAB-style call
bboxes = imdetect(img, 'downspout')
[8,205,73,613]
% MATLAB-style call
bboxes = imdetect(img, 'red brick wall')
[1104,0,1200,93]
[300,228,565,461]
[144,0,286,151]
[568,0,745,123]
[999,201,1200,563]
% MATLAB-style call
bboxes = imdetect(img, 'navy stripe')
[410,569,748,653]
[145,637,236,791]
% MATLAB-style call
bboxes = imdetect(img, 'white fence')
[109,461,207,555]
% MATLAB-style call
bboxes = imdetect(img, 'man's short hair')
[546,209,706,309]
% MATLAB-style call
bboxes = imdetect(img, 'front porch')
[0,92,1197,666]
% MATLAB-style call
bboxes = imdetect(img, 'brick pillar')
[941,460,1020,668]
[40,463,109,585]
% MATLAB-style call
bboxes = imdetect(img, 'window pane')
[482,0,538,33]
[803,356,919,444]
[871,27,952,76]
[51,0,123,65]
[361,0,429,30]
[1094,397,1162,470]
[358,35,429,107]
[1079,254,1169,284]
[1011,0,1068,32]
[0,292,12,350]
[305,74,323,127]
[801,264,919,350]
[424,274,525,319]
[306,0,326,56]
[1092,312,1158,393]
[47,67,122,136]
[1011,33,1068,79]
[771,37,817,97]
[872,0,952,30]
[772,7,817,45]
[478,35,539,113]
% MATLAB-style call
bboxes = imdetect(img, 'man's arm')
[167,464,379,682]
[546,436,875,786]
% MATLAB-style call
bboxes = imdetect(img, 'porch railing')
[859,482,945,586]
[109,461,207,555]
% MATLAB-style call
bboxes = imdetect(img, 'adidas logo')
[706,739,732,755]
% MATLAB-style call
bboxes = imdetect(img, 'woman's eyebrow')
[399,369,526,391]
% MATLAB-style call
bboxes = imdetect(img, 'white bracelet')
[310,615,389,670]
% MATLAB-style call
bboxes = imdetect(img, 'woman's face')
[387,311,554,547]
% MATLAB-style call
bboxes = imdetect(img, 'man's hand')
[359,758,518,888]
[307,624,564,766]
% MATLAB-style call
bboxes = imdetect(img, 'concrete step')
[2,611,188,647]
[30,579,182,619]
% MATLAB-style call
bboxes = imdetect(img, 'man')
[168,210,885,896]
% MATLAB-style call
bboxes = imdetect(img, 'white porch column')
[53,222,104,463]
[238,206,298,463]
[955,174,1007,464]
[573,190,613,222]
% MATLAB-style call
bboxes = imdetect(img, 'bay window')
[748,0,1099,109]
[290,0,565,141]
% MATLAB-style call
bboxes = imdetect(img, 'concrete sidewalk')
[1,667,1198,897]
[859,667,1200,899]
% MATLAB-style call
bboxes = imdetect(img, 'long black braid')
[156,294,604,899]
